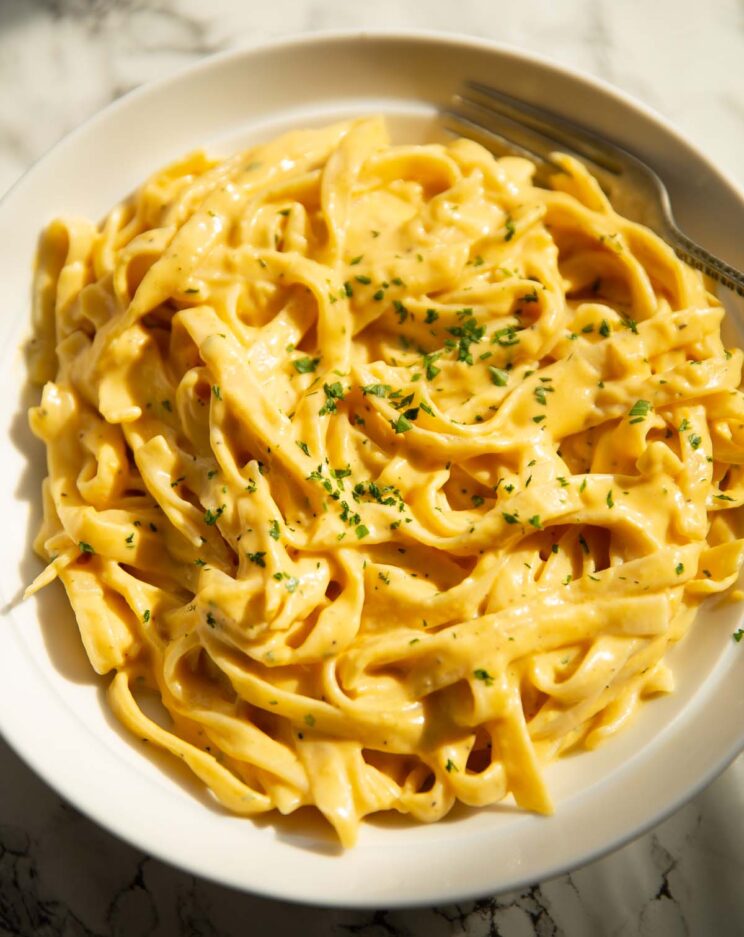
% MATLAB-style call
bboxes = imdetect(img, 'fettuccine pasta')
[27,117,744,846]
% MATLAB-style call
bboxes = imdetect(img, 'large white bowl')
[1,31,743,909]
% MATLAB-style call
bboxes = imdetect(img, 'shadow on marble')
[2,728,743,937]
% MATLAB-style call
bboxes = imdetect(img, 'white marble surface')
[1,1,743,934]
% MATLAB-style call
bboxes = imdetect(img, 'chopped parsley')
[362,383,391,398]
[492,325,520,347]
[489,366,508,387]
[423,351,442,380]
[355,524,369,539]
[143,609,151,623]
[473,668,494,686]
[675,562,684,575]
[629,399,651,423]
[534,385,551,406]
[445,758,459,773]
[391,414,413,434]
[599,319,611,338]
[393,299,408,323]
[447,310,484,364]
[204,505,225,526]
[350,255,364,265]
[425,309,439,324]
[331,466,352,486]
[296,440,310,456]
[502,512,519,525]
[212,385,222,400]
[293,356,320,374]
[268,520,281,540]
[528,515,542,529]
[622,316,639,334]
[504,215,516,241]
[319,381,345,416]
[606,490,615,508]
[246,551,266,567]
[734,629,743,643]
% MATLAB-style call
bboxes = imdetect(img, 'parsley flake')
[504,215,516,241]
[391,414,413,434]
[489,366,508,387]
[204,505,225,526]
[319,381,345,416]
[293,356,320,374]
[362,383,391,398]
[629,399,651,423]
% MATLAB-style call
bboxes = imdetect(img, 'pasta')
[26,117,744,846]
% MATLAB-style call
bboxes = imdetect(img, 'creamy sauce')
[27,117,744,846]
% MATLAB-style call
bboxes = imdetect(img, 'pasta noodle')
[26,117,744,846]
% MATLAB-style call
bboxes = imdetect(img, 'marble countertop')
[1,1,743,935]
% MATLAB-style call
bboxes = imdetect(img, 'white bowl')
[1,31,743,908]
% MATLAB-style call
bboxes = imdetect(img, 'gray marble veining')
[1,1,743,934]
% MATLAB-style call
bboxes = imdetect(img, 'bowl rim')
[1,27,743,909]
[2,27,743,210]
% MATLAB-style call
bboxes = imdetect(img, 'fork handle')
[665,225,744,297]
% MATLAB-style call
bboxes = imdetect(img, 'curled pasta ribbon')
[27,117,744,846]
